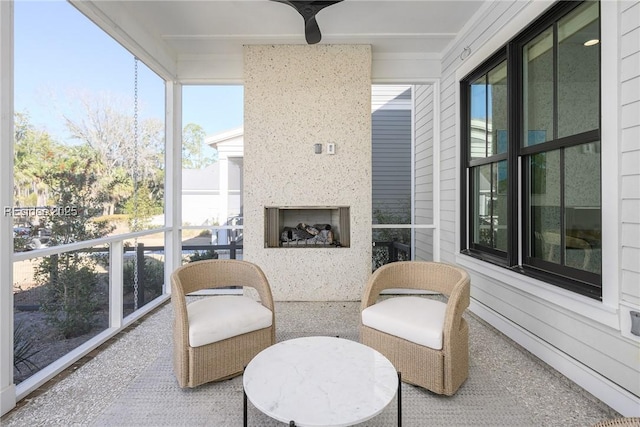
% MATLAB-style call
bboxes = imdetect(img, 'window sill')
[455,252,619,329]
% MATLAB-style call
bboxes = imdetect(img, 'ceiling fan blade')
[271,0,343,44]
[304,15,322,44]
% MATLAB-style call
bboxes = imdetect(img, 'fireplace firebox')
[265,206,350,248]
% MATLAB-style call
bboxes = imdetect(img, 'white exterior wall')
[414,84,435,261]
[431,0,640,416]
[181,193,220,226]
[619,1,640,335]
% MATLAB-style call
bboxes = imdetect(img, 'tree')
[62,90,164,215]
[13,112,57,207]
[35,152,114,338]
[123,183,162,231]
[182,123,217,169]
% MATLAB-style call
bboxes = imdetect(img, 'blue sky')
[14,1,243,144]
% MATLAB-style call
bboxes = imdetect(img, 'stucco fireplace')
[243,44,371,301]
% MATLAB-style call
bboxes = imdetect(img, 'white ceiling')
[73,0,487,81]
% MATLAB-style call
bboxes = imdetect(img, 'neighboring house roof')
[206,127,244,158]
[182,162,221,192]
[182,127,244,192]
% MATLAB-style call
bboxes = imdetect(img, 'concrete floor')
[1,300,623,426]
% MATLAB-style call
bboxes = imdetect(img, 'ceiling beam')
[176,51,441,84]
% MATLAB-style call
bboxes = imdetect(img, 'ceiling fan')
[271,1,343,45]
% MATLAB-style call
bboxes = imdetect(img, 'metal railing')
[12,233,408,399]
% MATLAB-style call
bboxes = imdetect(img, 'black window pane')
[557,1,600,138]
[470,76,488,159]
[495,160,508,251]
[529,150,561,263]
[523,27,554,146]
[472,162,506,251]
[488,62,508,155]
[473,164,491,246]
[564,142,601,273]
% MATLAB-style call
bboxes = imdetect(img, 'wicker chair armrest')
[246,271,275,312]
[170,273,190,347]
[360,264,394,312]
[442,273,470,350]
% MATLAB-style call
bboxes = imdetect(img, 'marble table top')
[243,336,398,427]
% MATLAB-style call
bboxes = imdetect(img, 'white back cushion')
[361,296,447,350]
[187,295,272,348]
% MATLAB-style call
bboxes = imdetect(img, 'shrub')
[123,256,165,300]
[39,254,100,338]
[13,320,40,374]
[35,156,112,339]
[187,250,218,263]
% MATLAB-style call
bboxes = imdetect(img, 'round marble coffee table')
[243,336,400,427]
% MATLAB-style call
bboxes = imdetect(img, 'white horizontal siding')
[414,229,434,261]
[620,1,640,305]
[414,84,435,261]
[471,272,640,391]
[427,0,640,414]
[439,93,457,263]
[621,76,639,106]
[372,85,412,111]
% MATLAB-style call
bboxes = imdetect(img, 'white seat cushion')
[187,295,273,348]
[361,296,447,350]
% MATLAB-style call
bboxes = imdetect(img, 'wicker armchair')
[170,259,275,388]
[360,261,470,396]
[592,418,640,427]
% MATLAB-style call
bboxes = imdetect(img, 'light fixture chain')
[133,57,140,311]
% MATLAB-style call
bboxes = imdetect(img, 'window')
[464,55,509,258]
[461,1,601,299]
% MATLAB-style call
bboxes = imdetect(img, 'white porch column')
[0,0,16,416]
[165,81,182,291]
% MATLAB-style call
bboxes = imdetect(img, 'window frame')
[461,49,511,264]
[460,0,602,300]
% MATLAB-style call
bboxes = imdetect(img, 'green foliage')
[38,254,100,338]
[13,112,58,209]
[63,93,165,216]
[372,198,411,244]
[13,111,165,232]
[187,250,218,262]
[182,123,217,169]
[37,153,114,243]
[34,155,113,339]
[123,184,162,231]
[14,103,167,335]
[197,229,212,238]
[13,320,40,374]
[123,257,165,298]
[372,199,412,271]
[12,235,30,253]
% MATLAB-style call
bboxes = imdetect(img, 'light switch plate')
[327,143,336,155]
